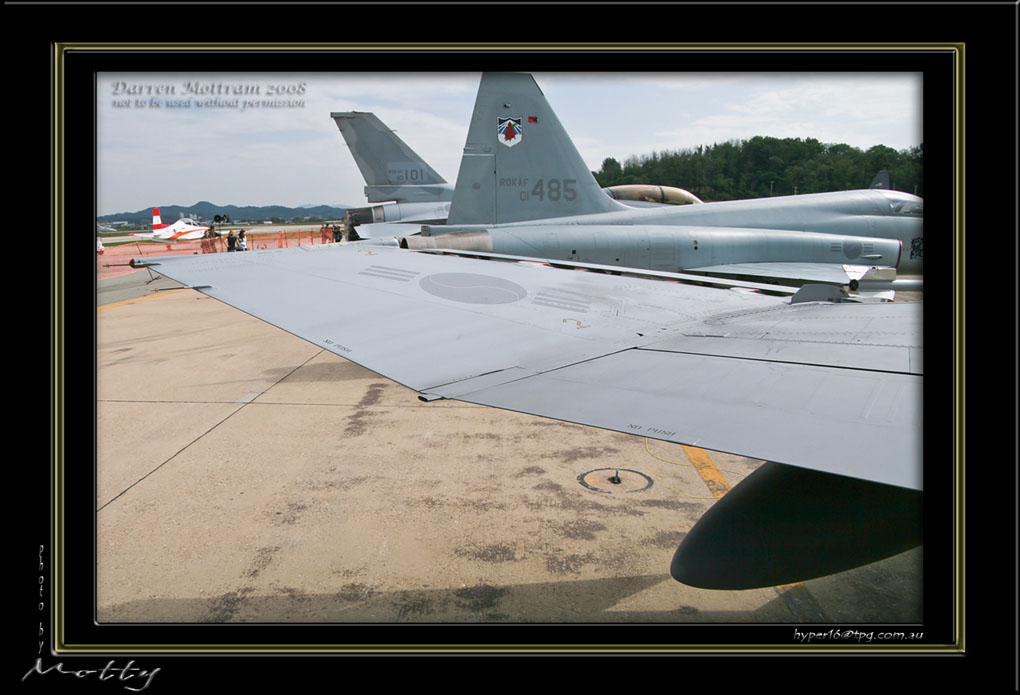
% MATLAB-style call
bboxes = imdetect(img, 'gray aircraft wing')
[684,261,893,285]
[136,243,921,491]
[133,244,923,588]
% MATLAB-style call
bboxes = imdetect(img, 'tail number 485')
[524,178,577,202]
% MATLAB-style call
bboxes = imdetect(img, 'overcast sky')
[96,72,922,216]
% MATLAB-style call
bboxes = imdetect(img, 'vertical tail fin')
[331,111,451,203]
[152,207,167,230]
[447,73,625,226]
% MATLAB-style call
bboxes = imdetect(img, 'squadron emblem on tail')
[497,116,523,147]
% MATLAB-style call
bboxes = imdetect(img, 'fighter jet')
[332,110,702,238]
[130,208,210,241]
[389,73,922,290]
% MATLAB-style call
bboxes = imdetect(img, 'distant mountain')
[98,201,350,226]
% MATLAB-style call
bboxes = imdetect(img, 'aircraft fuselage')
[428,189,924,275]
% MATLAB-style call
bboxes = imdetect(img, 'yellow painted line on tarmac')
[97,288,190,312]
[681,445,731,499]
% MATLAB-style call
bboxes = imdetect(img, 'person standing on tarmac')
[226,230,237,252]
[238,229,247,251]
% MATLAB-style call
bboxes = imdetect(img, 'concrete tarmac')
[96,269,923,625]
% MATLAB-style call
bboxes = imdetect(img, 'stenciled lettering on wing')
[323,339,352,353]
[627,423,677,439]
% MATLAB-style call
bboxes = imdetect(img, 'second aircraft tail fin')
[447,73,626,226]
[152,207,168,231]
[869,170,891,189]
[332,111,451,203]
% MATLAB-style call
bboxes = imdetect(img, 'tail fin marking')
[152,207,168,230]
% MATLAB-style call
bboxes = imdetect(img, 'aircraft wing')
[684,262,895,285]
[166,229,208,241]
[352,220,443,239]
[136,243,921,491]
[129,230,207,241]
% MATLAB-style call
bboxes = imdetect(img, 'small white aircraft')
[131,208,210,241]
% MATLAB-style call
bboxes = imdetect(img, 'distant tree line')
[593,136,922,201]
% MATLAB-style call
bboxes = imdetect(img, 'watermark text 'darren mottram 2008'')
[109,80,307,111]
